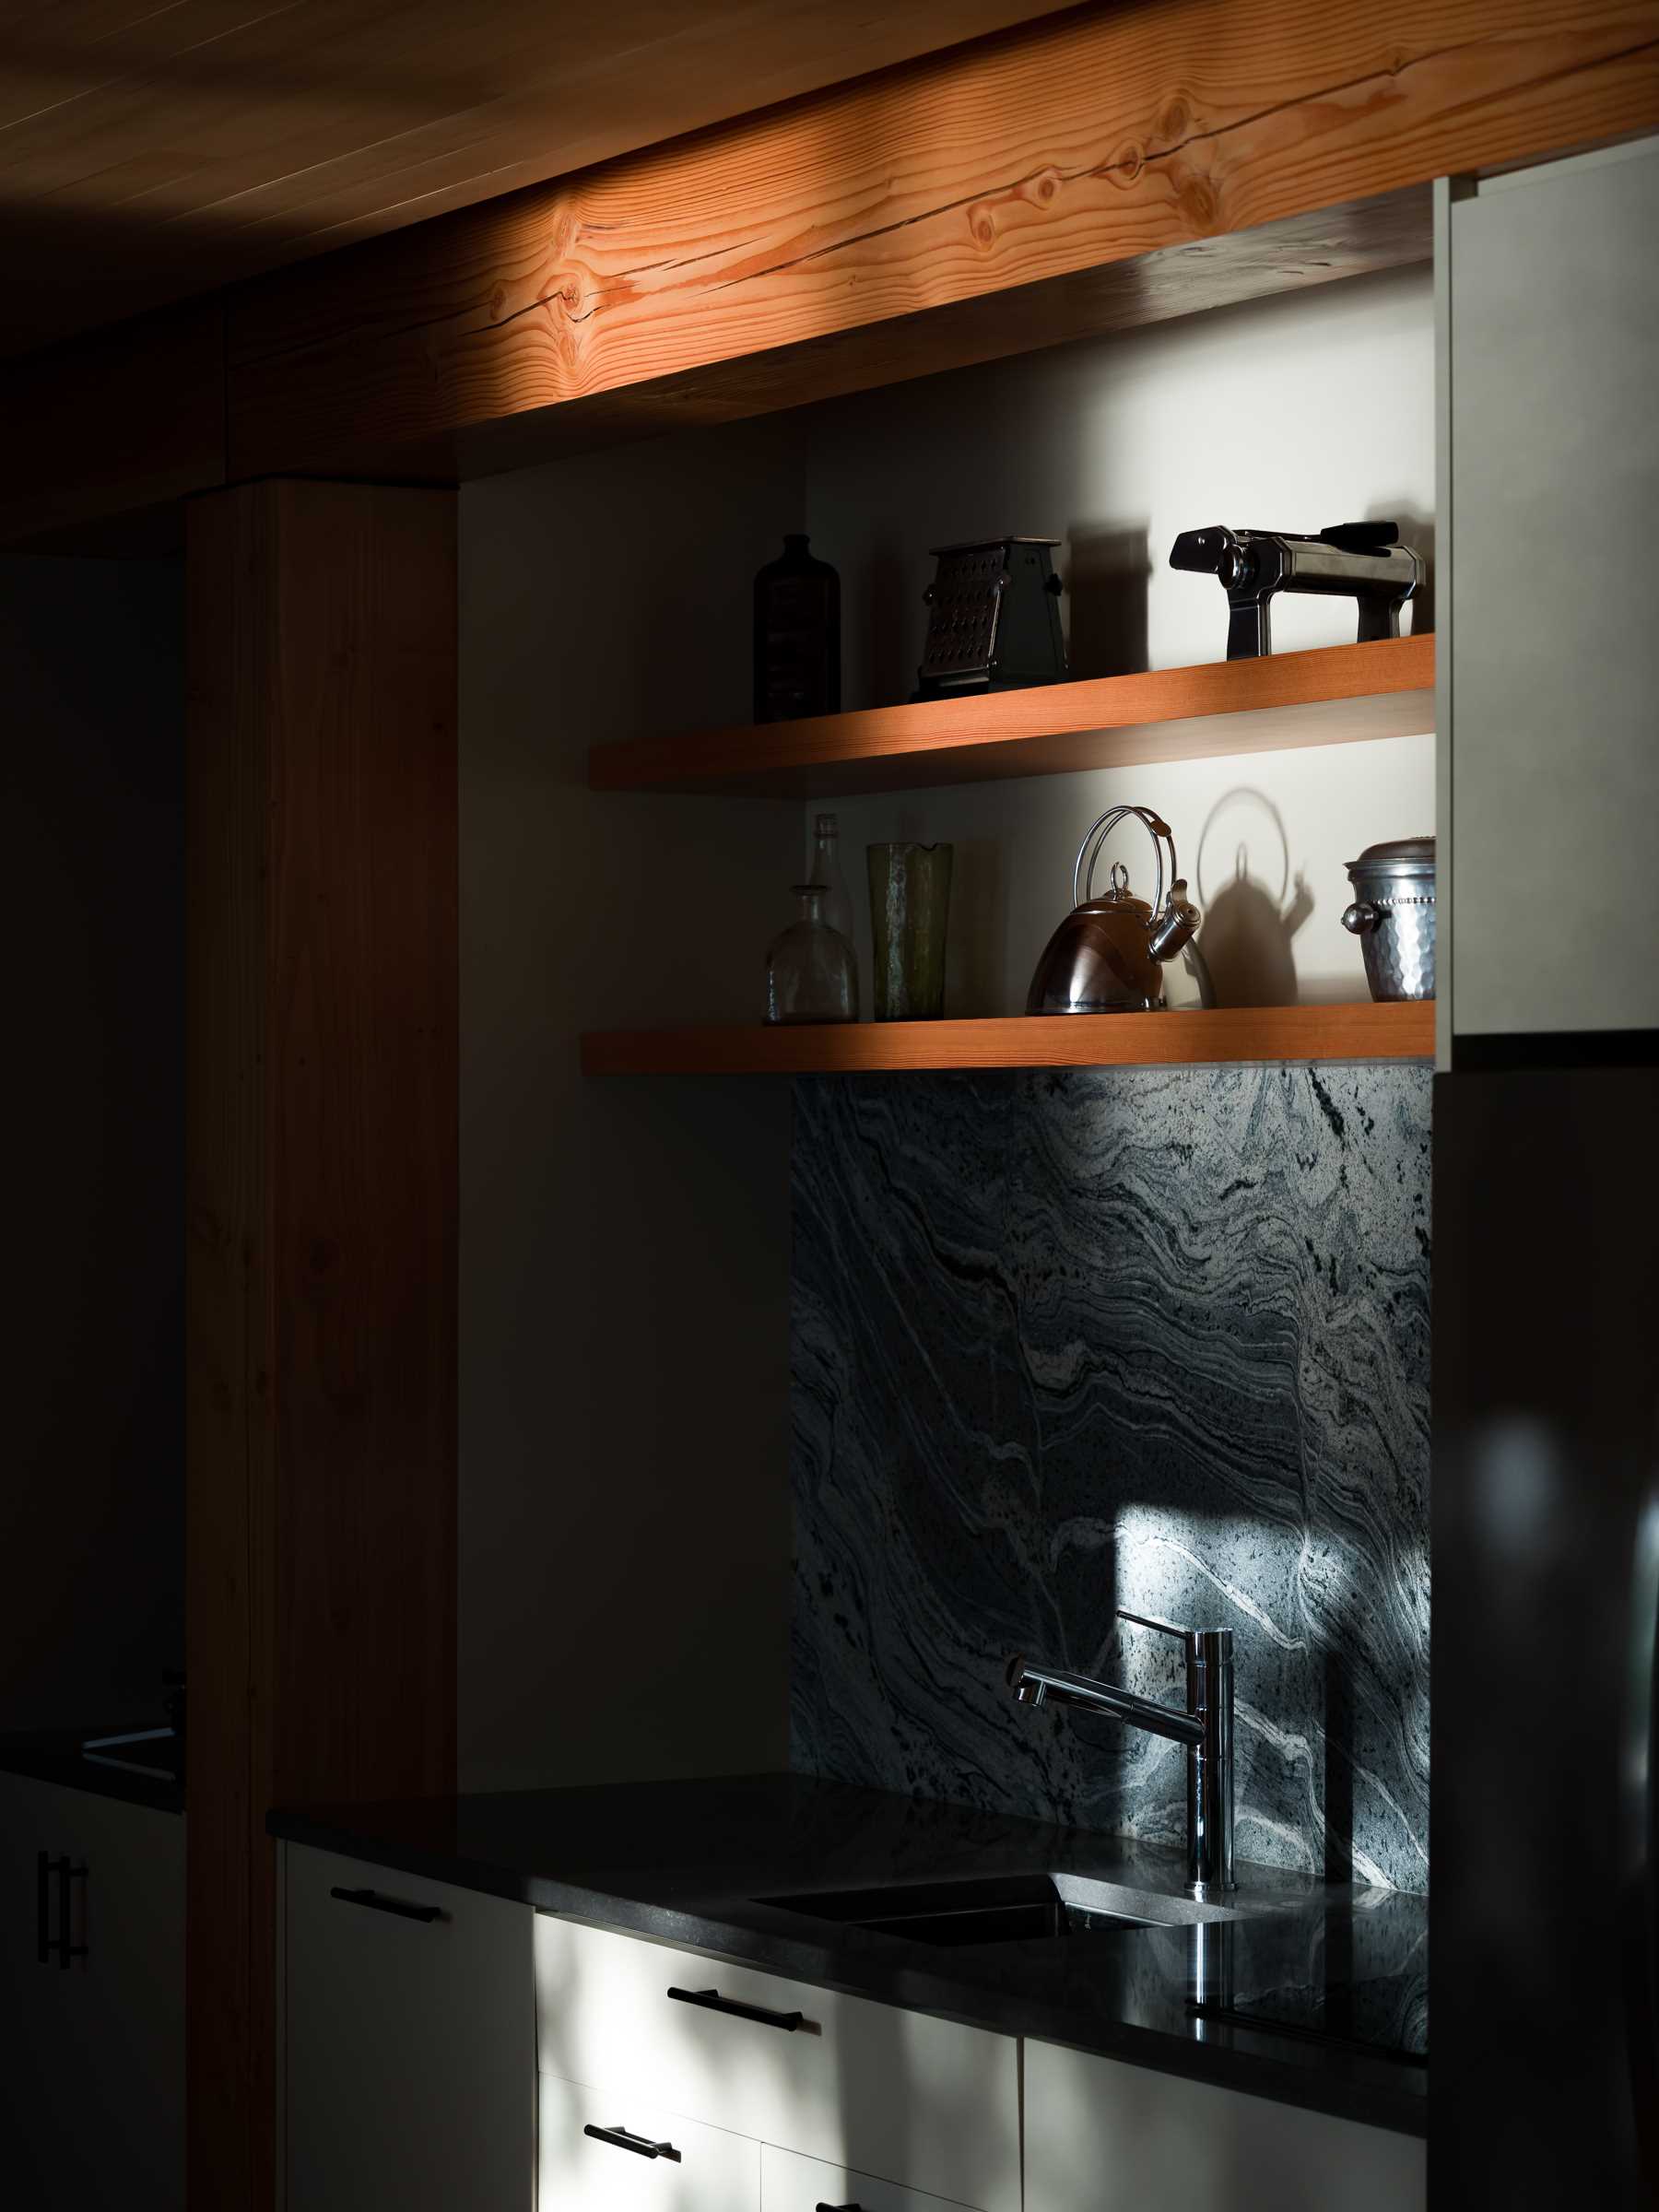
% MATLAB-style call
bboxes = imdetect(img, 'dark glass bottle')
[753,534,840,723]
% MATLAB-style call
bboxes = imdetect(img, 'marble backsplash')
[789,1064,1431,1894]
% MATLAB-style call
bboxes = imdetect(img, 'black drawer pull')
[583,2124,682,2162]
[817,2202,864,2209]
[667,1983,803,2032]
[329,1885,443,1924]
[38,1853,88,1968]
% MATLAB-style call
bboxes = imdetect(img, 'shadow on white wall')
[1193,790,1314,1008]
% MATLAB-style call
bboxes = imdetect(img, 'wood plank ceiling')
[0,0,1063,356]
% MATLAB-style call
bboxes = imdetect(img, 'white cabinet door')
[535,1914,1020,2212]
[1023,2038,1425,2212]
[538,2072,760,2212]
[761,2140,986,2212]
[1442,136,1659,1044]
[282,1841,534,2212]
[0,1773,85,2210]
[0,1772,184,2212]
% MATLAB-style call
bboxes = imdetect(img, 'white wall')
[801,266,1435,1013]
[3,556,183,1731]
[458,265,1436,1787]
[460,421,804,1791]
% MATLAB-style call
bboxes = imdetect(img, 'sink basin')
[761,1871,1245,1947]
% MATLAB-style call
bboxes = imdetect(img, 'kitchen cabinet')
[281,1842,535,2212]
[1022,2037,1424,2212]
[280,1865,1434,2211]
[538,2072,762,2210]
[1441,135,1659,1045]
[0,1771,183,2212]
[535,1914,1020,2212]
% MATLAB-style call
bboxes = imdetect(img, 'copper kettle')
[1026,804,1201,1014]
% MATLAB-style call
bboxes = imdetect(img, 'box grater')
[913,536,1066,699]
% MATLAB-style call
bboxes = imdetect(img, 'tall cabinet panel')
[1441,140,1659,1046]
[1433,131,1659,2212]
[1431,1073,1659,2205]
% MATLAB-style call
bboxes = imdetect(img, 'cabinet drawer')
[539,2073,760,2212]
[1023,2037,1426,2212]
[762,2141,984,2212]
[535,1916,1018,2212]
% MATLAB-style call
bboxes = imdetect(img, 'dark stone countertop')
[0,1726,184,1815]
[269,1771,1426,2137]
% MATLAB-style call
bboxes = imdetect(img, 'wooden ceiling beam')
[223,0,1659,484]
[0,301,225,548]
[5,0,1656,547]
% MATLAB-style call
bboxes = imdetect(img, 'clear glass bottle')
[807,812,855,946]
[765,884,858,1025]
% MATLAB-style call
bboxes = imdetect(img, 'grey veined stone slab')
[790,1063,1430,1895]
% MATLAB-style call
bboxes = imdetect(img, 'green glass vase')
[867,841,953,1020]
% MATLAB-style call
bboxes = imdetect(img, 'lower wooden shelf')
[580,1002,1434,1076]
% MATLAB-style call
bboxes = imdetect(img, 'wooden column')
[185,479,458,2211]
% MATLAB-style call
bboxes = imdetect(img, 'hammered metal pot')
[1341,835,1436,1002]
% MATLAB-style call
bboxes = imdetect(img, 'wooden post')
[185,479,458,2211]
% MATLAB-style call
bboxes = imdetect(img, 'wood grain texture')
[581,1003,1435,1077]
[184,482,270,2212]
[0,301,224,547]
[226,0,1659,482]
[186,480,457,2212]
[0,1,1057,356]
[590,635,1435,798]
[241,186,1435,486]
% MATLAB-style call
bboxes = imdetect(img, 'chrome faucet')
[1007,1610,1236,1898]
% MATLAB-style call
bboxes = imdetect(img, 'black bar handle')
[329,1885,444,1924]
[39,1854,88,1968]
[583,2124,682,2162]
[667,1984,803,2032]
[56,1856,74,1969]
[817,2202,865,2209]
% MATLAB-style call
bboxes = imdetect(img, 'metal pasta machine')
[1170,522,1423,660]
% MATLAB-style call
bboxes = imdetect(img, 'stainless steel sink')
[760,1871,1246,1947]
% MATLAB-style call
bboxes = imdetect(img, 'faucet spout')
[1006,1655,1203,1747]
[1007,1618,1237,1898]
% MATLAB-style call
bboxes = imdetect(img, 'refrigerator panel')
[1432,1068,1659,2206]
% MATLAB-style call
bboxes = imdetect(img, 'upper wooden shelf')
[589,635,1434,799]
[582,1001,1433,1077]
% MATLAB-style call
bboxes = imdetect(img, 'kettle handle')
[1074,804,1179,914]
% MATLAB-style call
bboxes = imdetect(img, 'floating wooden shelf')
[589,635,1434,798]
[581,1001,1433,1077]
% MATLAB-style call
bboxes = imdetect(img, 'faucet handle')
[1117,1609,1233,1662]
[1116,1607,1194,1646]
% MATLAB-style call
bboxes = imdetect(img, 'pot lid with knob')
[1346,835,1436,879]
